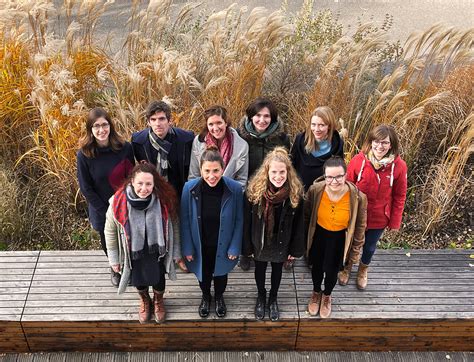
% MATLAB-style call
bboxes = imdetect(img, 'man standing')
[132,100,194,198]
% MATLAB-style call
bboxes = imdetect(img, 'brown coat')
[304,180,367,265]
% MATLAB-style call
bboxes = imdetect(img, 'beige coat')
[304,180,367,265]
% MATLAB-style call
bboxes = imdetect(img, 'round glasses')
[324,174,345,183]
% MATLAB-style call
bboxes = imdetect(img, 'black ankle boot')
[255,292,266,320]
[198,294,211,318]
[110,268,121,287]
[268,296,279,322]
[215,295,227,318]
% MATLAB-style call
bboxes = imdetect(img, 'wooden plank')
[23,320,298,352]
[295,319,474,351]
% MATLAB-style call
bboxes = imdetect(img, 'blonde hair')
[247,147,304,208]
[304,106,338,153]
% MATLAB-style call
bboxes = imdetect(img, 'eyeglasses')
[324,174,345,183]
[92,123,110,130]
[372,140,390,147]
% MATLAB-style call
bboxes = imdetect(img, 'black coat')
[243,197,305,263]
[290,131,344,192]
[237,117,291,178]
[131,127,194,197]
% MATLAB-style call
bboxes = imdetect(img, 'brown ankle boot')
[357,263,369,290]
[137,289,152,324]
[319,294,332,318]
[153,289,166,323]
[338,262,353,286]
[308,291,322,316]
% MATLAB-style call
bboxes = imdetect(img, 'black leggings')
[200,245,228,298]
[254,260,284,298]
[312,264,338,296]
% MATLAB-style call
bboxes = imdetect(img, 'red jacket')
[347,152,407,230]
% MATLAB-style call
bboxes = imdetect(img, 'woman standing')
[339,125,407,289]
[291,106,344,192]
[238,98,291,271]
[305,157,367,318]
[181,147,244,318]
[77,108,134,286]
[188,105,249,189]
[243,148,305,321]
[104,162,181,324]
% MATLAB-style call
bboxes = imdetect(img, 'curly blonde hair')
[247,147,304,208]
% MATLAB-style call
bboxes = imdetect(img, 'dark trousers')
[254,260,284,298]
[361,228,385,265]
[200,245,228,298]
[312,264,338,296]
[99,229,107,256]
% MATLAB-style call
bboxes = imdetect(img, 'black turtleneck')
[201,178,224,247]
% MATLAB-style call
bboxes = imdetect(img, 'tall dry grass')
[0,0,472,248]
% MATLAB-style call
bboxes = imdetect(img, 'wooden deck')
[1,249,473,352]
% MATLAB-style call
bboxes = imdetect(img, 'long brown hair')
[126,162,178,218]
[78,108,125,158]
[199,105,231,139]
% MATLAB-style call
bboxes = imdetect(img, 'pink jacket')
[347,152,407,230]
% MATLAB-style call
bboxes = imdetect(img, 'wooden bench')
[295,250,474,351]
[0,251,39,352]
[1,249,473,352]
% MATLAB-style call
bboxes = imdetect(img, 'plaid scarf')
[149,128,175,180]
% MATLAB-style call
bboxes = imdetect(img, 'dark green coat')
[237,116,291,178]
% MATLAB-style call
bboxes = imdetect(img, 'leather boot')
[308,291,322,316]
[110,268,121,287]
[319,294,332,318]
[268,295,279,322]
[338,262,353,286]
[198,294,211,318]
[357,263,369,290]
[215,295,227,318]
[137,289,152,324]
[255,292,266,320]
[153,289,166,323]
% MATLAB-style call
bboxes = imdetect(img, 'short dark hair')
[200,145,225,169]
[245,98,278,124]
[323,156,347,174]
[146,101,171,121]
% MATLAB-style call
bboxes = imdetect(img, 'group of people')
[77,98,407,324]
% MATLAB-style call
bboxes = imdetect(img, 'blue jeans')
[361,229,385,265]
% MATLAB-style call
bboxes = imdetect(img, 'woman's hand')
[228,254,238,260]
[185,255,194,262]
[287,255,295,261]
[176,258,189,272]
[112,264,121,273]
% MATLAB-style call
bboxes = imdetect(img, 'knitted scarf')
[204,129,234,168]
[244,117,279,139]
[149,128,174,181]
[125,185,168,260]
[367,150,395,170]
[261,183,290,241]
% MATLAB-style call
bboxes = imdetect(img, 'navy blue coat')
[131,127,194,196]
[180,177,244,281]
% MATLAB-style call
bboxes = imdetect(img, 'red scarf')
[204,129,234,168]
[262,184,290,240]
